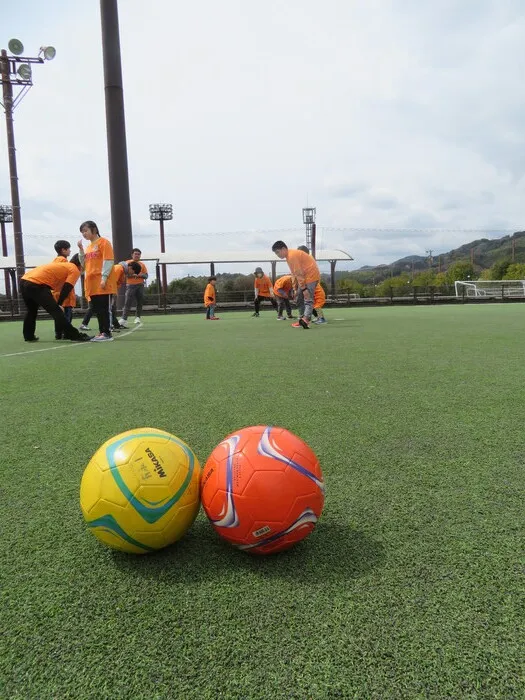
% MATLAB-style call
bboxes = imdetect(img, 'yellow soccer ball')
[80,428,201,554]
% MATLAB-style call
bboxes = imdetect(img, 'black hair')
[208,276,217,282]
[272,240,287,252]
[129,261,141,274]
[79,220,100,237]
[132,248,141,255]
[70,253,81,268]
[297,245,310,254]
[54,240,71,255]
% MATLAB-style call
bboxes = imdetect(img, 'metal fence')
[2,284,525,320]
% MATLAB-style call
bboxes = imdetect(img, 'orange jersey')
[22,262,80,291]
[84,237,116,296]
[285,249,320,285]
[114,264,127,287]
[204,283,216,307]
[125,260,148,285]
[53,255,68,263]
[53,286,76,308]
[254,274,273,297]
[273,275,294,296]
[314,283,326,309]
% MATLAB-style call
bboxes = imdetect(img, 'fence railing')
[1,284,525,318]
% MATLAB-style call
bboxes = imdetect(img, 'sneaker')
[118,318,128,328]
[134,317,142,325]
[299,317,310,329]
[24,337,39,342]
[79,324,90,330]
[252,312,259,317]
[276,316,285,321]
[55,335,63,340]
[287,315,296,320]
[291,322,302,328]
[70,333,93,342]
[313,318,327,324]
[112,327,121,332]
[211,316,220,320]
[90,333,114,342]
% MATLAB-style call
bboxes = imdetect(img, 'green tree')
[412,270,436,287]
[489,259,511,280]
[503,263,525,280]
[377,273,411,297]
[445,261,474,285]
[433,272,448,287]
[338,278,365,296]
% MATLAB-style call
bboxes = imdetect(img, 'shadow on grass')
[110,516,385,584]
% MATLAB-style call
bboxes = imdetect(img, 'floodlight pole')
[302,207,316,259]
[100,0,133,263]
[149,203,173,296]
[0,50,25,285]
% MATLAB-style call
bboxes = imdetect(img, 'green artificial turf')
[0,306,524,699]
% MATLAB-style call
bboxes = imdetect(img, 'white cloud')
[0,0,523,279]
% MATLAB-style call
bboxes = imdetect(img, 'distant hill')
[345,230,525,284]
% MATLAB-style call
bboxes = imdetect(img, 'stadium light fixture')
[0,39,56,292]
[39,46,56,61]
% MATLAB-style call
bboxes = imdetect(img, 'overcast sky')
[1,0,524,277]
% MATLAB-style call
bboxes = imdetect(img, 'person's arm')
[140,264,148,281]
[100,239,114,290]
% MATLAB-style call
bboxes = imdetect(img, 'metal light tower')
[149,203,173,295]
[0,40,56,284]
[302,207,316,259]
[0,204,13,298]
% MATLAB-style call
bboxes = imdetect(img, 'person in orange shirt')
[20,255,91,342]
[252,267,277,317]
[272,241,320,329]
[204,276,219,320]
[77,220,117,342]
[312,283,327,324]
[53,240,71,263]
[110,261,141,331]
[119,248,148,327]
[273,274,296,320]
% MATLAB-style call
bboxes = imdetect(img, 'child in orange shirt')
[273,275,296,320]
[204,276,219,320]
[253,267,277,317]
[77,220,116,342]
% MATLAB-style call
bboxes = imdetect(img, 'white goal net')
[455,280,525,298]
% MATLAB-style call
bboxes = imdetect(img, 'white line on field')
[0,323,142,359]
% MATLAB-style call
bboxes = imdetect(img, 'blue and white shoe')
[91,333,114,342]
[313,318,327,324]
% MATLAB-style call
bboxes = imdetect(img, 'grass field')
[1,305,524,699]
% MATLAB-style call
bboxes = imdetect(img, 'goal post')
[455,280,525,299]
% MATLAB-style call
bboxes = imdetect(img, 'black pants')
[122,285,144,320]
[54,306,73,338]
[254,295,277,313]
[277,298,293,317]
[90,294,112,336]
[20,280,82,341]
[82,302,93,326]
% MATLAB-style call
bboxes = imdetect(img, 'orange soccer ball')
[200,425,325,554]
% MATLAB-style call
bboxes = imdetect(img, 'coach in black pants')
[20,257,88,342]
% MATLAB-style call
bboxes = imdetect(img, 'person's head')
[272,240,288,259]
[297,245,310,254]
[208,275,217,286]
[131,248,141,262]
[54,240,71,258]
[254,266,264,278]
[129,261,141,275]
[79,220,100,241]
[69,253,81,269]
